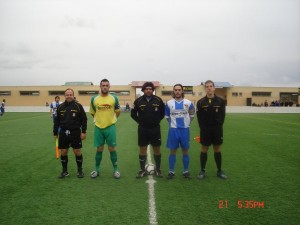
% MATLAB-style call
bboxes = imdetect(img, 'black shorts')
[59,129,82,149]
[200,126,223,146]
[138,125,161,147]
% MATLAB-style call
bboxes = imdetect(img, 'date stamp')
[219,200,265,209]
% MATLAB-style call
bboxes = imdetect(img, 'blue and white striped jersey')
[165,99,195,128]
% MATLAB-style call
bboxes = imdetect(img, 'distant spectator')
[0,99,6,117]
[50,96,62,124]
[264,100,268,107]
[46,102,49,107]
[125,102,130,111]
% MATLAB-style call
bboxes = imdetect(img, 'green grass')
[0,113,299,225]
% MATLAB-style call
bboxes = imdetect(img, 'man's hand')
[81,133,86,140]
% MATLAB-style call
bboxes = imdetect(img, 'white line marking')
[146,145,158,225]
[262,133,280,136]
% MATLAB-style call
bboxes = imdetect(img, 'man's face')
[173,86,183,99]
[205,82,215,96]
[143,87,154,97]
[65,90,74,102]
[55,97,60,102]
[100,81,110,94]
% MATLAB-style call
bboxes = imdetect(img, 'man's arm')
[53,107,60,136]
[50,103,53,117]
[79,104,87,133]
[221,99,226,125]
[159,99,165,121]
[189,102,195,122]
[130,100,139,123]
[196,100,203,128]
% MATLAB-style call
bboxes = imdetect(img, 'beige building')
[0,81,299,107]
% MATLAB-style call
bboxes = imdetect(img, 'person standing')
[131,82,165,178]
[196,80,227,179]
[0,99,5,117]
[165,84,195,179]
[50,96,62,123]
[53,88,87,178]
[90,79,121,179]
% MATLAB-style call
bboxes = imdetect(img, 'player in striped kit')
[165,84,195,179]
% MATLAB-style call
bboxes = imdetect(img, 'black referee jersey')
[196,95,225,128]
[131,95,165,128]
[53,100,87,136]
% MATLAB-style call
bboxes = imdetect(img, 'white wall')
[226,106,300,113]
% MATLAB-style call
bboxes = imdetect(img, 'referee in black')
[54,88,87,178]
[131,82,165,178]
[196,80,227,179]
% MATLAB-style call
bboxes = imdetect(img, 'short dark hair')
[141,82,155,91]
[100,79,110,85]
[172,83,185,98]
[55,96,60,100]
[204,80,215,87]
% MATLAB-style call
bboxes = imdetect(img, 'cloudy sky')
[0,0,299,87]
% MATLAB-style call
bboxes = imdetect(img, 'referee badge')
[155,107,158,111]
[73,112,76,117]
[216,108,218,112]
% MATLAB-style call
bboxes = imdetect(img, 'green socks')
[110,151,118,172]
[95,151,103,172]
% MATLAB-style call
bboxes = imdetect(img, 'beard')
[101,90,108,94]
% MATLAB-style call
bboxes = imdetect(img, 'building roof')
[201,82,233,88]
[215,82,233,88]
[130,81,160,87]
[64,82,93,86]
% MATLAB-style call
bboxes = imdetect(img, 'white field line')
[145,145,158,225]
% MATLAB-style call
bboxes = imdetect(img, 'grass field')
[0,112,299,225]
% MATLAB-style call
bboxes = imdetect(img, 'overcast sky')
[0,0,299,87]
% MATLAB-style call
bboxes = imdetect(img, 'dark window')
[252,92,271,97]
[48,91,65,95]
[78,90,99,95]
[109,91,130,96]
[162,91,173,96]
[0,91,11,96]
[20,91,40,96]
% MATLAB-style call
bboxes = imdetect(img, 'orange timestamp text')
[218,200,265,209]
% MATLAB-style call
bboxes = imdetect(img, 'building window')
[183,86,193,94]
[162,91,173,96]
[78,90,99,96]
[252,92,271,97]
[49,91,65,96]
[20,91,40,96]
[109,91,130,96]
[0,91,11,96]
[239,92,243,96]
[232,92,238,97]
